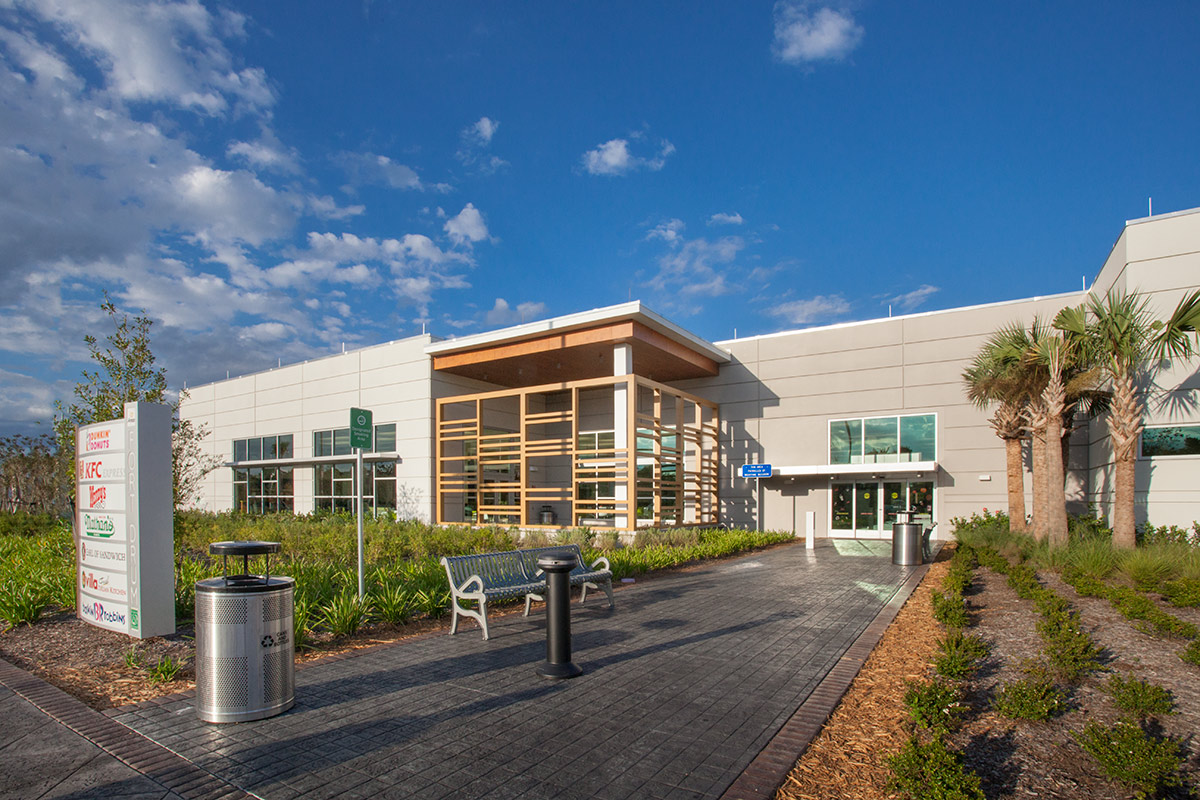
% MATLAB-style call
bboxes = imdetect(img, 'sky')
[2,1,1200,436]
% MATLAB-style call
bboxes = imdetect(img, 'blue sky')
[2,1,1199,435]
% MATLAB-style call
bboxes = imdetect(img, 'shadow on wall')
[718,383,780,528]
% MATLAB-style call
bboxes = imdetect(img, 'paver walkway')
[3,539,926,799]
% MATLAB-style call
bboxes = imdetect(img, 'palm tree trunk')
[1109,369,1143,548]
[1005,435,1027,533]
[1045,414,1068,547]
[1031,430,1047,541]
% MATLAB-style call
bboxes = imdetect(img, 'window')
[231,435,294,513]
[233,434,293,462]
[829,414,936,464]
[233,466,294,514]
[1141,425,1200,458]
[312,423,398,514]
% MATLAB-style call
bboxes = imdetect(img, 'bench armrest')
[457,574,485,595]
[590,555,610,572]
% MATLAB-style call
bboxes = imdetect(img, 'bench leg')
[580,582,589,605]
[478,601,489,640]
[602,579,614,608]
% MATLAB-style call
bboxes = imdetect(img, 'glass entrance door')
[831,479,934,539]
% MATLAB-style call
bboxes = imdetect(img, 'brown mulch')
[779,552,1200,800]
[777,555,950,800]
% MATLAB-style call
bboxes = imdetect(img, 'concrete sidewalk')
[2,540,927,799]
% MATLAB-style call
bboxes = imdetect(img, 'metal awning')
[223,453,400,469]
[775,460,938,478]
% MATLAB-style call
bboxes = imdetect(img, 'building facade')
[182,208,1200,538]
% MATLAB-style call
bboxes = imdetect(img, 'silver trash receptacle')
[195,541,294,724]
[892,521,923,566]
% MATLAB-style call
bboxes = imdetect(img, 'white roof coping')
[424,300,731,363]
[714,289,1087,348]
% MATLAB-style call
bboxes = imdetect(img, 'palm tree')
[963,322,1045,535]
[1056,289,1200,548]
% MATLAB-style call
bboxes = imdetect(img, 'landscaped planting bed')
[781,513,1200,800]
[0,511,792,709]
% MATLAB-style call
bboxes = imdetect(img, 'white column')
[613,344,633,529]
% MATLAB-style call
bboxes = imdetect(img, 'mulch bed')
[779,550,1200,800]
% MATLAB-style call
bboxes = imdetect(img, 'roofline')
[713,289,1087,347]
[424,300,732,363]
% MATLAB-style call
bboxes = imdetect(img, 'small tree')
[54,296,219,510]
[0,433,70,515]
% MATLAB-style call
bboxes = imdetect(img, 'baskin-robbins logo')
[88,485,106,509]
[81,600,126,626]
[82,513,115,538]
[85,429,111,452]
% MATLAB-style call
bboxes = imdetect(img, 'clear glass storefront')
[831,479,933,539]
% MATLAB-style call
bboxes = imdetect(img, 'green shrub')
[931,590,970,629]
[0,580,51,630]
[146,655,186,684]
[1107,585,1198,639]
[1104,674,1175,718]
[1161,577,1200,608]
[992,673,1066,721]
[1066,537,1118,578]
[887,734,985,800]
[903,679,965,732]
[318,591,373,636]
[934,630,990,679]
[1006,564,1042,600]
[1119,546,1182,592]
[974,545,1011,574]
[370,580,413,625]
[1074,720,1183,799]
[0,512,64,538]
[1069,507,1114,543]
[1037,611,1103,683]
[293,595,315,651]
[1178,639,1200,667]
[1061,568,1109,598]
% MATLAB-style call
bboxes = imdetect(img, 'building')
[181,208,1200,539]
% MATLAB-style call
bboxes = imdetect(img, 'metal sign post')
[738,464,772,531]
[350,408,372,599]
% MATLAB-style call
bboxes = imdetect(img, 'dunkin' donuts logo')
[85,429,111,451]
[89,485,106,508]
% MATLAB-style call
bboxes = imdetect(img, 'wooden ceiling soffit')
[431,321,720,384]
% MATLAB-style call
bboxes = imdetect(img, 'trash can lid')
[536,549,578,571]
[209,540,281,556]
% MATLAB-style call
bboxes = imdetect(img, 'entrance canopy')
[426,301,730,387]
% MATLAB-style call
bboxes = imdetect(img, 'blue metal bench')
[440,544,614,640]
[519,544,614,609]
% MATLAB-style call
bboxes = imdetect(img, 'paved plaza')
[1,540,927,799]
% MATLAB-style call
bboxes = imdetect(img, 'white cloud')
[886,284,940,312]
[768,295,851,324]
[336,152,425,190]
[646,219,686,246]
[227,129,300,174]
[307,195,365,220]
[708,212,744,226]
[173,166,296,246]
[444,203,489,247]
[581,137,674,176]
[456,116,508,174]
[773,2,864,64]
[485,298,547,327]
[647,237,744,299]
[15,0,274,113]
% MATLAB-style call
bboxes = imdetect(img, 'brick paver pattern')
[106,540,913,800]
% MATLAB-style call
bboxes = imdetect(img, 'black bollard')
[536,550,583,679]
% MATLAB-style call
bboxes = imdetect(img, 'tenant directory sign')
[75,402,175,638]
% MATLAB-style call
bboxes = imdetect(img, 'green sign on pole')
[350,407,373,450]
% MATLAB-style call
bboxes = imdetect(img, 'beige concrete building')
[182,208,1200,539]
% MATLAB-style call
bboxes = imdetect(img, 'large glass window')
[231,435,294,513]
[829,414,936,464]
[312,423,398,514]
[1141,425,1200,458]
[233,466,294,514]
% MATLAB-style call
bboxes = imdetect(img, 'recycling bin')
[891,511,923,566]
[195,541,294,723]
